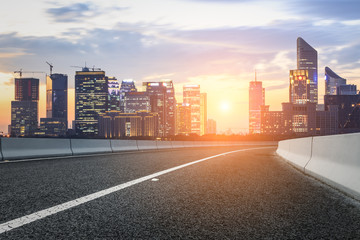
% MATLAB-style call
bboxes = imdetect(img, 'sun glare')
[220,101,230,112]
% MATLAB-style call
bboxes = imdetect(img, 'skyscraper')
[289,69,310,104]
[200,93,207,136]
[143,81,176,137]
[207,119,217,134]
[108,77,120,111]
[297,37,318,103]
[75,67,108,137]
[183,84,201,135]
[46,74,68,119]
[124,92,150,113]
[176,103,191,135]
[249,80,265,134]
[11,77,39,137]
[120,79,137,112]
[325,67,346,95]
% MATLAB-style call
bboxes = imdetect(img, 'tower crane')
[14,69,45,78]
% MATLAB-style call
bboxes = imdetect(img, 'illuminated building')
[282,102,316,135]
[15,78,39,101]
[249,80,265,134]
[120,79,137,112]
[11,101,38,137]
[108,77,120,111]
[75,67,108,137]
[207,119,217,134]
[289,69,311,104]
[46,74,68,119]
[98,111,158,138]
[325,67,346,95]
[11,77,39,137]
[35,118,67,137]
[183,84,201,135]
[124,92,150,113]
[143,81,176,137]
[200,93,207,135]
[297,37,318,103]
[176,103,191,135]
[260,106,288,135]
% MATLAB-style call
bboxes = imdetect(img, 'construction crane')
[46,61,53,75]
[14,69,45,78]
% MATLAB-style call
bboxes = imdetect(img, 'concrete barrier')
[156,141,173,149]
[136,140,158,150]
[1,138,72,160]
[0,139,3,161]
[277,137,313,170]
[182,141,196,148]
[71,139,112,155]
[111,139,138,152]
[305,133,360,199]
[171,141,184,148]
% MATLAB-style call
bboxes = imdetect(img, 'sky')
[1,0,360,134]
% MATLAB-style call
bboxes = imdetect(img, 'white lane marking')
[151,178,159,181]
[0,146,275,234]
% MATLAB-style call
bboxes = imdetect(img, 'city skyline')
[1,1,360,134]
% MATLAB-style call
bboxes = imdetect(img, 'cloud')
[47,3,93,23]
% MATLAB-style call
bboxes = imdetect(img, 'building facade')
[98,111,159,138]
[200,93,207,136]
[108,77,120,111]
[124,92,150,113]
[75,67,108,137]
[207,119,217,134]
[325,67,346,95]
[120,79,137,112]
[176,103,191,135]
[289,69,310,104]
[249,81,265,134]
[183,84,201,135]
[297,37,318,103]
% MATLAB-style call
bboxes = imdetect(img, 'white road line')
[0,146,274,234]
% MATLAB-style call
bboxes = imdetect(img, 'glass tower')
[108,77,120,111]
[46,74,68,120]
[183,84,201,136]
[249,80,265,134]
[119,79,137,112]
[297,37,318,103]
[325,67,346,95]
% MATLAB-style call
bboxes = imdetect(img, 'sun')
[220,101,230,112]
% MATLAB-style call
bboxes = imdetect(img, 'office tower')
[289,69,311,104]
[183,84,201,135]
[143,81,176,137]
[46,74,68,119]
[337,85,357,95]
[15,78,39,101]
[75,67,108,137]
[325,67,346,95]
[260,105,287,135]
[124,92,150,113]
[207,119,217,134]
[36,118,67,137]
[98,111,158,138]
[11,101,38,137]
[176,103,191,135]
[297,37,318,103]
[200,93,207,136]
[249,80,265,134]
[108,77,120,111]
[282,102,317,135]
[120,79,137,112]
[11,77,39,137]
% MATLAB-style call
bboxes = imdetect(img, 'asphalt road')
[1,145,360,239]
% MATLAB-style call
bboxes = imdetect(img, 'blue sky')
[1,0,360,134]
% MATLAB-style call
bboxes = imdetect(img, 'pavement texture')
[1,145,360,239]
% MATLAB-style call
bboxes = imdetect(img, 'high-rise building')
[325,67,346,95]
[75,67,108,137]
[11,101,38,137]
[124,92,150,113]
[108,77,120,111]
[249,80,265,134]
[120,79,137,112]
[35,118,68,137]
[11,77,39,137]
[176,103,191,135]
[183,84,201,135]
[297,37,318,103]
[98,111,158,138]
[337,85,357,95]
[207,119,217,134]
[15,78,39,101]
[289,69,311,104]
[46,73,68,121]
[200,93,207,136]
[143,81,176,137]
